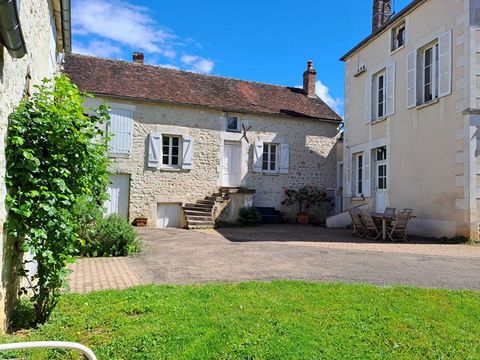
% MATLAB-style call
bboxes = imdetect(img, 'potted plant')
[281,186,330,225]
[134,215,148,227]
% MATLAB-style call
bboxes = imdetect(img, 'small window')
[372,70,386,120]
[262,143,278,172]
[162,135,181,167]
[377,164,387,190]
[353,153,363,196]
[376,147,387,161]
[421,42,439,103]
[391,23,406,51]
[226,116,240,132]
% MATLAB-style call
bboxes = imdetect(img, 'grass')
[1,282,480,359]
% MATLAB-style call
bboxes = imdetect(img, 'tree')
[5,75,111,323]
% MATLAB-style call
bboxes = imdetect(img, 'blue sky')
[73,0,412,115]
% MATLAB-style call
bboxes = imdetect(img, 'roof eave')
[340,0,427,62]
[85,92,342,124]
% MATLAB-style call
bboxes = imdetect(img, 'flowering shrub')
[281,186,330,215]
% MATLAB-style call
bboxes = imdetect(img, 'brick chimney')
[303,60,317,98]
[132,52,144,64]
[372,0,392,32]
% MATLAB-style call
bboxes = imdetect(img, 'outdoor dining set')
[348,207,414,242]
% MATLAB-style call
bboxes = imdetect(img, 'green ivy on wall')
[5,75,111,323]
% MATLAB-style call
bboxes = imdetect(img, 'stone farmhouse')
[339,0,480,240]
[0,0,71,329]
[65,54,341,229]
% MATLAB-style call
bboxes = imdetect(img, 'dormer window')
[391,23,406,52]
[226,116,240,132]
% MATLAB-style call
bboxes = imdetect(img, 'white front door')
[106,174,130,218]
[223,142,242,187]
[157,204,182,228]
[375,162,388,213]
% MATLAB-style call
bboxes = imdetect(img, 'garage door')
[157,203,182,228]
[106,174,130,218]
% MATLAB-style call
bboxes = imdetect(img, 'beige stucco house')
[65,54,341,229]
[339,0,480,240]
[0,0,71,329]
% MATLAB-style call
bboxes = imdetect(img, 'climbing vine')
[6,75,111,323]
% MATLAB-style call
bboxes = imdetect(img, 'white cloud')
[73,0,173,55]
[181,55,214,74]
[74,40,122,58]
[73,0,215,73]
[315,80,343,116]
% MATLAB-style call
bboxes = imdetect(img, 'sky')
[72,0,413,116]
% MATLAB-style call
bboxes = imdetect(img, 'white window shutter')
[253,141,263,173]
[148,133,161,168]
[386,62,396,116]
[182,136,194,170]
[438,30,452,98]
[407,50,417,108]
[345,153,352,197]
[365,76,372,123]
[108,108,133,155]
[363,150,371,198]
[279,144,290,174]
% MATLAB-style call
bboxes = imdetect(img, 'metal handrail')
[0,341,97,359]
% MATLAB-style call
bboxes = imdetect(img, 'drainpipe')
[60,0,71,53]
[0,0,26,58]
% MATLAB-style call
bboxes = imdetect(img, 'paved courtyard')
[68,225,480,293]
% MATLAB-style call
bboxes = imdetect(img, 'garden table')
[370,212,395,240]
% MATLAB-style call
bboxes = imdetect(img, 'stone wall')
[95,97,339,225]
[0,0,59,329]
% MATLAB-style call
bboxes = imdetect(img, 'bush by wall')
[238,206,261,226]
[82,215,141,257]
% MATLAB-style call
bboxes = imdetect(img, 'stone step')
[196,199,215,206]
[188,224,215,229]
[184,208,213,216]
[185,215,212,221]
[184,203,214,210]
[205,196,224,202]
[187,220,215,229]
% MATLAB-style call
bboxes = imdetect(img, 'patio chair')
[348,209,367,238]
[384,207,396,217]
[386,210,411,242]
[361,209,382,240]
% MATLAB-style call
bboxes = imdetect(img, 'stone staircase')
[183,191,229,229]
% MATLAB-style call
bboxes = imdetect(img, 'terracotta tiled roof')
[64,54,341,122]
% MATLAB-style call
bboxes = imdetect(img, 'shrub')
[238,206,261,226]
[83,215,141,257]
[281,185,331,214]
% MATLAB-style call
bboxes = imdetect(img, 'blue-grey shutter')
[148,133,161,168]
[253,142,263,173]
[438,30,452,98]
[182,136,194,170]
[108,108,133,155]
[407,50,417,108]
[385,62,396,116]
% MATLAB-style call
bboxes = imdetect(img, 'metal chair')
[361,209,382,240]
[348,209,367,238]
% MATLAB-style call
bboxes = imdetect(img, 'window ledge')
[416,99,439,110]
[390,45,405,55]
[160,167,182,172]
[262,172,280,176]
[370,117,388,125]
[109,154,131,159]
[226,129,241,133]
[350,196,366,201]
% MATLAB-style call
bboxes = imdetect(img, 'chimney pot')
[372,0,392,32]
[133,52,145,64]
[303,60,317,98]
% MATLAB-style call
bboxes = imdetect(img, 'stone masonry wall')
[0,0,58,329]
[99,97,339,225]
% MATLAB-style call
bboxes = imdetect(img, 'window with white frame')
[373,70,386,120]
[376,147,387,190]
[262,143,278,172]
[407,31,451,108]
[226,116,240,132]
[353,153,363,196]
[391,23,406,52]
[162,135,181,167]
[421,42,439,103]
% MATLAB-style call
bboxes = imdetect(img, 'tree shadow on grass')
[8,300,37,333]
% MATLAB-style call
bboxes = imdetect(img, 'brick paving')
[68,257,144,293]
[67,225,480,293]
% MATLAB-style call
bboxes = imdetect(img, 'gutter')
[0,0,26,58]
[60,0,71,53]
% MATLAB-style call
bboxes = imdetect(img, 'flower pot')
[134,217,148,227]
[296,214,309,225]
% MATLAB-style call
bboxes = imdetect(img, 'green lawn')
[2,282,480,359]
